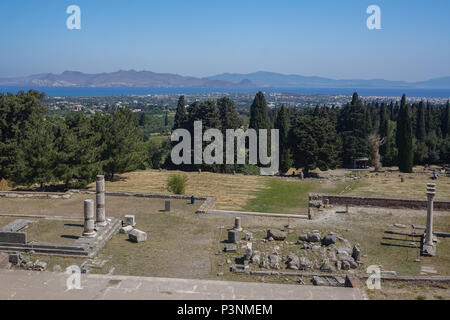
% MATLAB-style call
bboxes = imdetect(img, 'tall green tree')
[249,91,270,131]
[379,102,395,166]
[13,116,57,188]
[173,95,187,130]
[217,97,241,131]
[97,108,146,180]
[53,113,103,187]
[217,97,242,173]
[396,95,414,173]
[275,105,293,173]
[0,90,46,181]
[442,101,450,139]
[337,92,368,167]
[289,113,340,173]
[414,101,427,164]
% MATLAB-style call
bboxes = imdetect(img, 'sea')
[1,86,450,98]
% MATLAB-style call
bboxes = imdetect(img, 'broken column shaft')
[96,175,107,226]
[83,199,96,238]
[234,217,242,231]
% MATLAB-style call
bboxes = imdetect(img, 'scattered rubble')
[267,229,287,241]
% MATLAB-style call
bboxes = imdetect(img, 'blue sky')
[1,0,449,81]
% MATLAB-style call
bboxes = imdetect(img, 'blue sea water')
[1,86,450,98]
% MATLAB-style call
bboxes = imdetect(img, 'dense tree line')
[0,91,146,188]
[1,90,449,189]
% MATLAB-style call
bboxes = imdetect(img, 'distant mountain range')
[1,70,449,89]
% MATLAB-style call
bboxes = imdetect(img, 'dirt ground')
[366,281,450,300]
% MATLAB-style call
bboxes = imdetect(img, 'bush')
[167,174,188,195]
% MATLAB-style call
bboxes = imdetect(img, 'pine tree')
[289,113,340,173]
[0,90,46,181]
[397,95,414,173]
[98,108,146,180]
[13,117,57,188]
[275,105,292,173]
[173,95,187,130]
[53,113,103,187]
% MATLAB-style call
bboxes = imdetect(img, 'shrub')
[167,174,188,195]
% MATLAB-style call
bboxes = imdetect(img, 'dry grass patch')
[350,170,450,200]
[90,169,269,211]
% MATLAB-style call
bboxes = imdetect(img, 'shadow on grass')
[380,242,417,249]
[382,237,421,243]
[61,235,79,240]
[64,223,83,228]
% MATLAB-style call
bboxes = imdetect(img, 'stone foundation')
[309,193,450,211]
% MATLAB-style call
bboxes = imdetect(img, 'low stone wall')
[309,193,450,211]
[0,232,27,244]
[0,191,72,199]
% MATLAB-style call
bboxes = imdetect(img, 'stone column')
[234,217,242,231]
[96,175,107,226]
[425,183,435,246]
[422,183,436,256]
[83,200,96,238]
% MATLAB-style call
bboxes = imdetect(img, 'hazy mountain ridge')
[206,71,450,88]
[1,70,449,89]
[0,70,254,89]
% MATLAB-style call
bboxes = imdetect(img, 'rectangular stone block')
[9,252,20,265]
[129,229,147,243]
[123,215,136,227]
[120,225,134,234]
[228,229,240,244]
[0,232,27,244]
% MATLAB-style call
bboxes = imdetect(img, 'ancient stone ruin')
[0,175,121,258]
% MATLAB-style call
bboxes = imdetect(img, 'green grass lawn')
[243,178,357,214]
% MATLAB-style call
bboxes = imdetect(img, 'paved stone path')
[0,269,366,300]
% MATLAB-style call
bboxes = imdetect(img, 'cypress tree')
[164,110,169,128]
[443,101,450,138]
[249,91,269,131]
[416,101,426,141]
[397,95,414,173]
[249,91,270,166]
[275,105,292,173]
[337,92,368,167]
[173,95,187,130]
[414,101,427,164]
[379,102,390,164]
[217,97,241,131]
